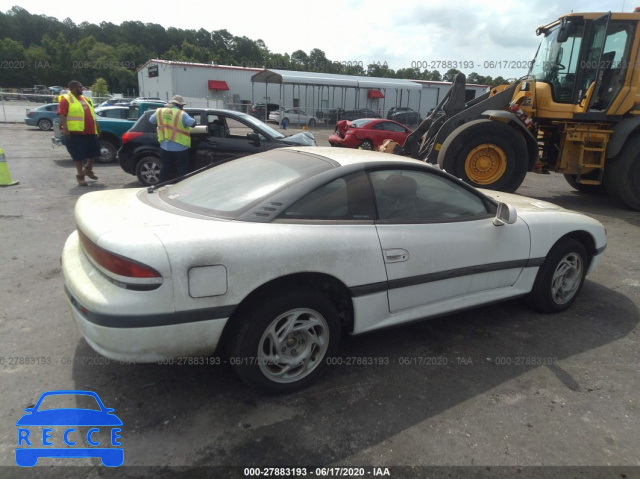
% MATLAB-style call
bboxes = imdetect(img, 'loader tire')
[438,119,528,192]
[605,135,640,211]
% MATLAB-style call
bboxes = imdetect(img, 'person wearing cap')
[57,80,100,186]
[149,95,197,183]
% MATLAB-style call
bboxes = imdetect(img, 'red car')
[328,118,412,150]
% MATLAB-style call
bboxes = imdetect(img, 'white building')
[137,60,261,110]
[137,59,490,119]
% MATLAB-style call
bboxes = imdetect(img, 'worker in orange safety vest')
[149,95,196,183]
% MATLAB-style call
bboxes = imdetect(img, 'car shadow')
[68,281,638,468]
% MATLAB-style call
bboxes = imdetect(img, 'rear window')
[132,111,157,131]
[159,150,334,218]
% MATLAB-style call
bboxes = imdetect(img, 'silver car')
[269,108,317,127]
[62,148,606,394]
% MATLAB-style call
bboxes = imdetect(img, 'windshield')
[530,21,585,103]
[241,114,286,139]
[160,150,334,218]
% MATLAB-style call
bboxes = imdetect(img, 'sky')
[2,0,635,78]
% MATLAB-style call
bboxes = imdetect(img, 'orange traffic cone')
[0,148,19,186]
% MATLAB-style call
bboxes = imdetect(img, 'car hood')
[279,131,316,146]
[480,189,569,214]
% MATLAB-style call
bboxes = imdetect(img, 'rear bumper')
[116,148,135,174]
[65,288,228,362]
[62,231,230,362]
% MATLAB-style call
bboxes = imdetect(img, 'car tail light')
[121,131,143,145]
[78,230,160,279]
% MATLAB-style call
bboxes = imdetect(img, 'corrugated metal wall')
[137,61,489,117]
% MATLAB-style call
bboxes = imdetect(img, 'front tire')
[438,119,528,192]
[98,140,117,164]
[528,238,588,313]
[229,290,341,394]
[307,118,316,127]
[135,155,161,186]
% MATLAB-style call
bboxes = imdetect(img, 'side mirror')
[247,132,261,146]
[493,202,518,226]
[557,18,571,43]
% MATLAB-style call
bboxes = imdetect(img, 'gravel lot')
[1,101,639,478]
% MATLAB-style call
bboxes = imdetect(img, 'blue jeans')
[159,148,189,183]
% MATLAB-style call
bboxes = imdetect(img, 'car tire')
[527,238,588,313]
[359,139,374,150]
[307,118,316,127]
[98,140,117,164]
[37,118,53,131]
[438,119,528,192]
[135,156,162,186]
[563,173,607,195]
[229,289,341,394]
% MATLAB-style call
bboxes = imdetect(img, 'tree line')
[0,6,507,95]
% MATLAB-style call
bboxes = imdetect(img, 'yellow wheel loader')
[401,11,640,210]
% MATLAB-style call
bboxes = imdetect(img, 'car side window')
[280,171,375,221]
[225,117,256,138]
[383,122,407,133]
[206,114,227,138]
[370,169,490,221]
[372,123,386,130]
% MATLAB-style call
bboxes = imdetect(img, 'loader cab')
[529,12,636,115]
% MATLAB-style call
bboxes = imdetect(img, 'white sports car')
[62,147,607,394]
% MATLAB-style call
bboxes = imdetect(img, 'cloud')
[7,0,638,79]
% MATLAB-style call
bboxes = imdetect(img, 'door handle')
[383,249,409,263]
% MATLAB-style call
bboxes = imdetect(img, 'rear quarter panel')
[154,220,387,313]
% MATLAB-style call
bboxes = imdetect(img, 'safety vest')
[62,93,97,133]
[156,108,191,147]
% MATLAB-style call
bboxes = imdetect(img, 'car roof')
[141,108,256,119]
[184,108,254,117]
[281,146,430,169]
